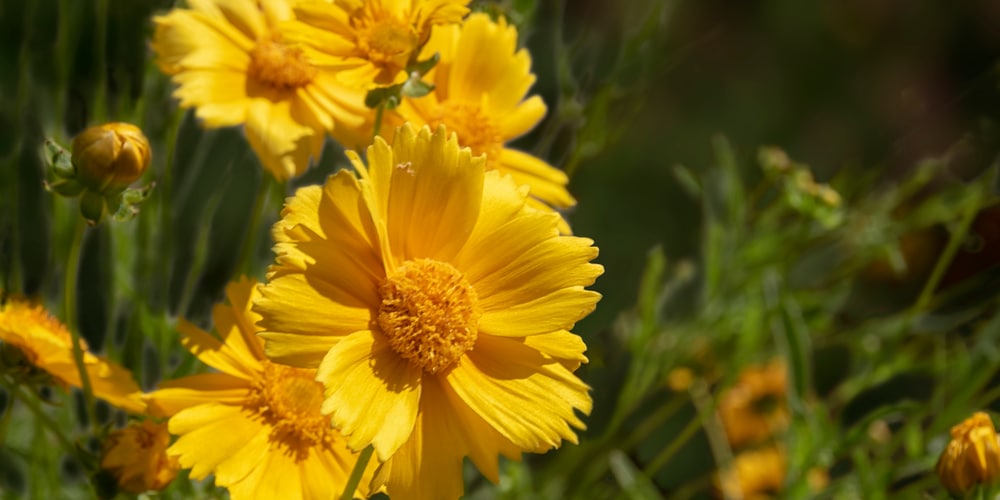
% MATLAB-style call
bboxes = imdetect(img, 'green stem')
[0,376,79,461]
[689,379,741,500]
[372,100,388,143]
[235,175,276,277]
[340,445,374,500]
[642,414,703,477]
[913,199,980,311]
[64,218,96,430]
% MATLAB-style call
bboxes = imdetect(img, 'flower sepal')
[42,123,154,226]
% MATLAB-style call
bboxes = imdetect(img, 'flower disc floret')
[378,258,481,374]
[248,37,318,90]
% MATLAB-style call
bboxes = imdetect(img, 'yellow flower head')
[285,0,469,87]
[390,13,576,221]
[716,446,786,500]
[718,360,789,449]
[0,297,145,413]
[72,123,151,195]
[152,0,368,180]
[145,278,375,500]
[937,411,1000,494]
[255,124,603,499]
[101,419,179,494]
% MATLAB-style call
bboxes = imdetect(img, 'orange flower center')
[247,362,333,460]
[377,259,481,374]
[247,37,317,90]
[428,102,503,168]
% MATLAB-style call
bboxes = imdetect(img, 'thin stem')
[63,218,96,430]
[373,102,386,142]
[689,379,741,500]
[642,414,703,477]
[913,199,980,311]
[235,175,275,277]
[0,376,79,461]
[340,445,374,500]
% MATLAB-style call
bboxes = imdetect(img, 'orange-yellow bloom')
[0,297,144,413]
[718,360,788,449]
[146,278,375,500]
[152,0,367,180]
[101,420,179,494]
[937,411,1000,494]
[72,122,151,195]
[391,13,576,220]
[255,124,602,499]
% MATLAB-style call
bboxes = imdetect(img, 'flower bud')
[937,412,1000,494]
[71,123,151,195]
[101,420,178,494]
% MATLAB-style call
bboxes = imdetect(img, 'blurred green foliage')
[2,0,1000,498]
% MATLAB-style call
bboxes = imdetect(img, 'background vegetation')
[2,0,1000,498]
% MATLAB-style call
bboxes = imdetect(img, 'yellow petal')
[447,14,534,115]
[474,236,602,310]
[177,318,261,379]
[147,372,249,417]
[171,70,251,128]
[382,377,466,500]
[497,148,576,209]
[213,423,271,487]
[244,99,315,180]
[316,330,422,461]
[479,287,602,337]
[523,330,589,371]
[499,95,547,140]
[168,403,259,480]
[382,124,484,263]
[446,334,592,451]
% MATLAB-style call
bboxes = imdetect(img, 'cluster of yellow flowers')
[9,1,604,498]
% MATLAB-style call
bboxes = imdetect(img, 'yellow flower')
[390,13,576,220]
[72,123,151,195]
[0,297,145,413]
[255,124,602,498]
[718,360,788,449]
[152,0,367,180]
[937,411,1000,494]
[101,420,179,494]
[286,0,469,87]
[716,446,786,499]
[145,278,375,500]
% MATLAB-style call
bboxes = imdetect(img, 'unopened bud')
[937,412,1000,494]
[72,123,151,195]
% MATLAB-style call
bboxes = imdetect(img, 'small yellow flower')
[716,446,786,499]
[718,360,788,449]
[937,411,1000,494]
[0,297,145,413]
[101,420,179,494]
[152,0,368,180]
[146,278,375,500]
[255,124,602,498]
[391,13,576,222]
[71,123,151,195]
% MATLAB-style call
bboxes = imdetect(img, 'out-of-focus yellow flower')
[152,0,367,180]
[0,297,145,413]
[718,360,788,449]
[145,278,375,500]
[716,446,786,499]
[101,420,179,494]
[937,411,1000,494]
[667,367,694,392]
[391,13,575,226]
[254,124,602,499]
[71,123,150,195]
[286,0,469,87]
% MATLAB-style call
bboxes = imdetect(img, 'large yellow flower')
[152,0,367,180]
[255,124,602,498]
[0,297,144,413]
[145,278,375,500]
[391,13,576,218]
